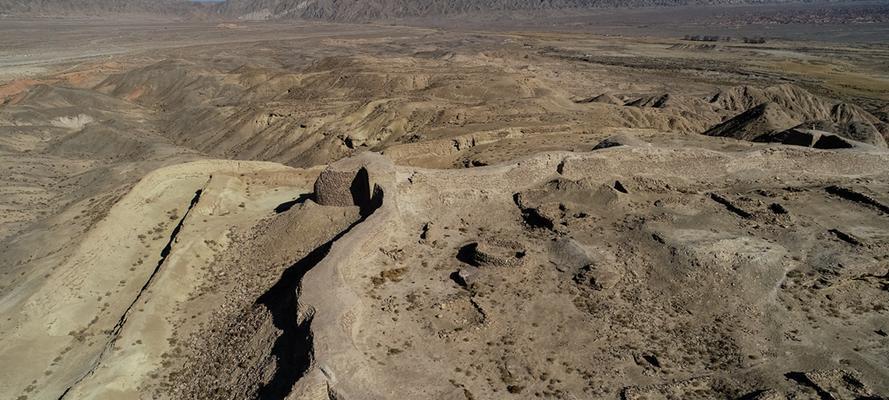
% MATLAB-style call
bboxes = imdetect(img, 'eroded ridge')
[279,148,889,399]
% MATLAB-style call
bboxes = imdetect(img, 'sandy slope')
[0,160,317,399]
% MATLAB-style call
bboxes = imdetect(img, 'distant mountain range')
[0,0,205,16]
[212,0,830,21]
[0,0,870,20]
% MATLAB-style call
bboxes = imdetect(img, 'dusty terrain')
[1,9,888,400]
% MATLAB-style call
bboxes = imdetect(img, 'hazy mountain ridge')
[0,0,872,20]
[214,0,869,21]
[0,0,205,16]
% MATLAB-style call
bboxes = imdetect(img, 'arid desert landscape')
[1,1,889,399]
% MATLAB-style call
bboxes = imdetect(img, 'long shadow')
[348,167,383,218]
[273,193,314,214]
[456,242,481,266]
[255,188,383,399]
[784,372,834,400]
